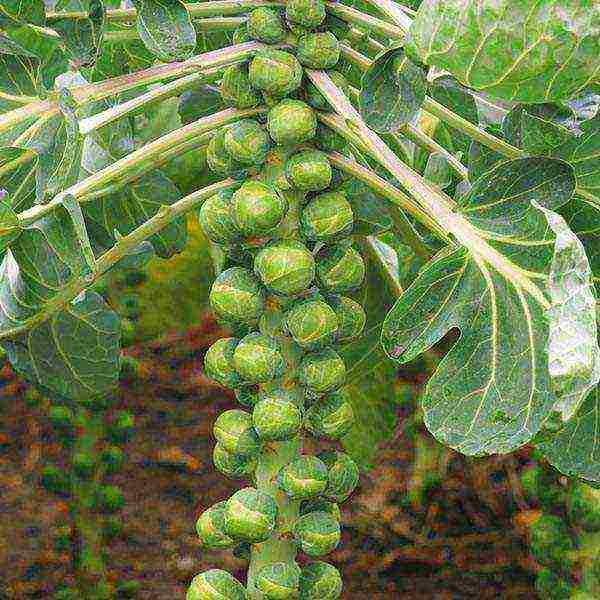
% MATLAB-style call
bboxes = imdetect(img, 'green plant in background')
[0,0,599,599]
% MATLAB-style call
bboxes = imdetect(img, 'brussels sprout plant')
[1,0,599,599]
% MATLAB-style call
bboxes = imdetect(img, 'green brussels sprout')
[277,455,329,499]
[97,485,125,514]
[315,243,365,292]
[196,501,236,550]
[235,385,260,408]
[224,120,271,167]
[213,442,257,479]
[224,487,278,543]
[256,562,301,599]
[247,7,286,44]
[300,192,353,242]
[285,298,338,350]
[297,32,340,69]
[285,150,332,192]
[305,390,354,439]
[519,466,564,509]
[298,348,346,394]
[254,239,316,296]
[231,181,288,238]
[232,25,251,45]
[206,128,249,179]
[249,49,303,97]
[233,332,286,383]
[101,446,124,474]
[109,411,135,444]
[327,295,366,342]
[294,511,341,556]
[204,337,245,388]
[198,189,240,245]
[213,409,261,458]
[41,465,70,496]
[319,450,359,502]
[530,514,574,568]
[187,569,247,600]
[305,71,350,111]
[300,498,341,522]
[49,405,75,432]
[72,451,96,479]
[534,568,573,600]
[253,395,303,441]
[286,0,326,30]
[210,267,266,325]
[220,64,260,109]
[299,562,342,599]
[268,100,317,146]
[567,481,600,531]
[315,122,347,153]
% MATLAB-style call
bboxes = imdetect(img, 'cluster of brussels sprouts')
[191,1,366,597]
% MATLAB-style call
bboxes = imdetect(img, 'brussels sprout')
[315,122,347,153]
[286,0,326,30]
[97,485,124,514]
[224,119,270,167]
[254,239,316,296]
[247,7,286,44]
[519,466,564,509]
[224,487,278,543]
[73,451,95,479]
[534,568,573,600]
[196,501,236,550]
[233,25,251,45]
[41,465,70,496]
[305,391,354,439]
[285,299,338,351]
[209,267,266,325]
[235,385,260,408]
[305,72,350,111]
[49,405,75,432]
[300,192,353,242]
[567,482,600,531]
[277,455,328,499]
[109,411,135,444]
[249,49,303,97]
[315,243,365,292]
[298,348,346,394]
[268,100,317,146]
[256,562,301,599]
[294,511,341,556]
[297,32,340,69]
[285,150,332,192]
[319,450,359,502]
[327,295,366,342]
[299,561,342,599]
[233,332,286,383]
[231,181,288,238]
[253,395,303,441]
[300,498,341,522]
[187,569,247,600]
[206,128,248,179]
[101,446,124,474]
[213,409,261,458]
[220,64,260,109]
[213,442,257,479]
[530,514,574,569]
[204,337,244,388]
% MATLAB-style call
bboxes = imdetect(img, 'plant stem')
[363,0,413,32]
[325,2,404,39]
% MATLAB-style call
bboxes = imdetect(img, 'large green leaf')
[132,0,196,62]
[0,0,46,28]
[407,0,600,103]
[0,147,38,210]
[0,198,22,251]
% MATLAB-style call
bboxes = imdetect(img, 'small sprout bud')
[254,239,316,296]
[567,481,600,532]
[297,32,340,69]
[285,299,338,351]
[72,451,96,479]
[256,562,301,599]
[197,189,240,245]
[209,267,266,326]
[294,511,341,556]
[327,295,366,342]
[285,150,332,192]
[224,119,271,167]
[101,446,125,474]
[286,0,326,30]
[109,411,135,444]
[196,501,236,550]
[319,450,359,502]
[213,442,257,479]
[300,499,341,522]
[49,405,75,432]
[268,100,317,146]
[277,455,329,499]
[300,191,353,242]
[249,49,303,97]
[253,393,303,441]
[41,464,71,496]
[213,409,261,458]
[206,128,248,178]
[315,243,365,292]
[224,487,278,543]
[530,514,574,569]
[233,332,287,383]
[187,569,247,600]
[535,568,573,600]
[97,485,125,514]
[305,72,350,111]
[305,390,354,439]
[204,337,244,388]
[247,7,286,44]
[220,64,261,110]
[298,348,346,394]
[231,180,287,238]
[235,385,260,408]
[299,562,343,599]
